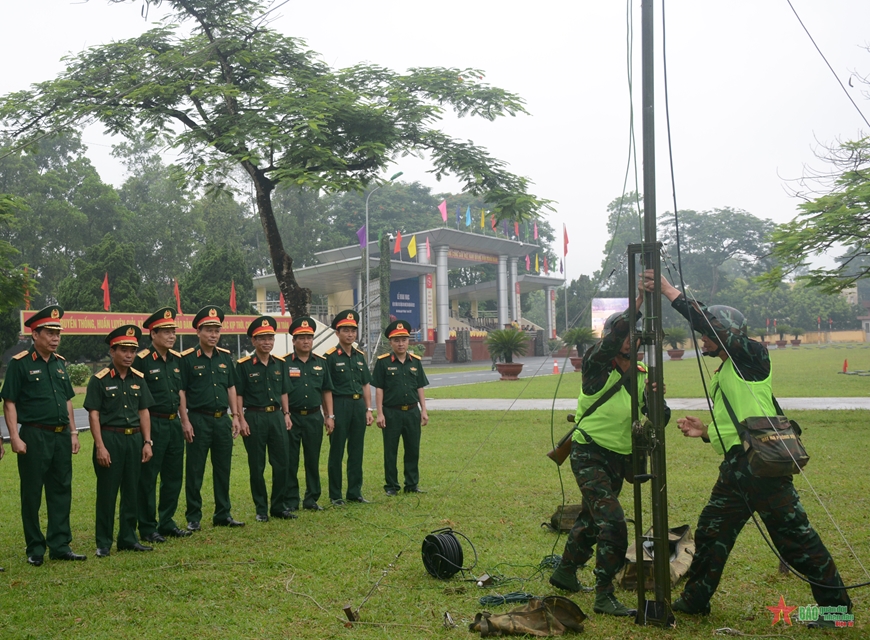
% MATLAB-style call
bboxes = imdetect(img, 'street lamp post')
[363,171,403,351]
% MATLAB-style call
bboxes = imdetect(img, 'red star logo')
[767,595,798,626]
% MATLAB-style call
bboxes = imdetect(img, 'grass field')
[428,343,870,399]
[0,408,865,638]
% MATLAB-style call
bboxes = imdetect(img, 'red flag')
[174,278,182,315]
[426,237,431,260]
[563,224,569,256]
[229,280,237,313]
[279,291,286,315]
[101,272,110,311]
[394,231,402,254]
[533,222,538,239]
[514,221,519,237]
[490,215,496,231]
[525,254,530,270]
[543,256,549,274]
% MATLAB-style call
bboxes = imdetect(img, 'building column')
[417,245,430,342]
[509,257,519,324]
[497,254,509,327]
[436,246,450,344]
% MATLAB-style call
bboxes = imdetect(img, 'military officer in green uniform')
[323,310,373,505]
[372,320,430,496]
[284,316,333,512]
[179,306,245,530]
[135,307,191,542]
[85,325,155,557]
[236,316,295,522]
[1,305,86,566]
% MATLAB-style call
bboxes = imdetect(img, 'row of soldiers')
[0,304,429,564]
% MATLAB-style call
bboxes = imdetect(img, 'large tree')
[0,0,549,317]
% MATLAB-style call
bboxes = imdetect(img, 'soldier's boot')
[593,592,637,617]
[549,564,592,593]
[672,596,711,615]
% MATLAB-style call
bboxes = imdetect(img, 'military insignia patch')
[51,309,60,319]
[131,384,140,390]
[164,309,172,319]
[126,327,136,337]
[209,308,217,317]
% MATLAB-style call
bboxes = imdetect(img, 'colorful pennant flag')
[525,254,530,271]
[543,257,549,274]
[408,235,417,258]
[502,220,508,236]
[563,224,569,256]
[456,206,461,227]
[534,222,539,240]
[514,221,519,238]
[535,254,540,273]
[480,209,485,229]
[465,206,472,227]
[229,280,237,313]
[357,224,367,248]
[438,200,448,222]
[279,291,286,315]
[101,272,110,311]
[426,237,431,260]
[174,278,182,315]
[490,215,496,231]
[394,231,403,254]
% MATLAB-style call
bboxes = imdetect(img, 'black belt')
[245,405,279,413]
[101,426,141,435]
[22,423,68,433]
[190,409,227,418]
[150,411,178,420]
[334,394,362,400]
[386,404,418,411]
[290,407,321,416]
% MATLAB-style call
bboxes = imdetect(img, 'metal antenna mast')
[627,0,674,627]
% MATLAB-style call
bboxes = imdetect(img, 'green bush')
[408,344,426,357]
[66,363,91,387]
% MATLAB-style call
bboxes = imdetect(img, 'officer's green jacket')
[286,352,333,409]
[0,346,75,425]
[179,346,237,411]
[371,352,429,406]
[133,347,182,414]
[235,353,286,408]
[83,366,154,426]
[323,346,371,396]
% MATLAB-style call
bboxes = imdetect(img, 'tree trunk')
[245,163,310,318]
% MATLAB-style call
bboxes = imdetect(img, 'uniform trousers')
[184,412,234,524]
[137,415,184,537]
[286,411,324,509]
[241,410,289,517]
[18,425,74,558]
[381,405,421,492]
[328,396,367,501]
[93,430,143,549]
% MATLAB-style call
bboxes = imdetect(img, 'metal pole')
[564,256,568,332]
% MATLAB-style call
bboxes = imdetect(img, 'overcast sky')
[2,0,869,282]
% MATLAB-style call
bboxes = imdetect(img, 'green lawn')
[0,409,865,637]
[428,343,870,399]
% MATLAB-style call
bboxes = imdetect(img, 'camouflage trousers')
[680,447,852,611]
[560,441,629,594]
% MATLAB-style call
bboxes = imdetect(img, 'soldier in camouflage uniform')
[550,284,667,617]
[649,272,851,626]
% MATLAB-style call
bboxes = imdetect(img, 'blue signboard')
[389,277,419,330]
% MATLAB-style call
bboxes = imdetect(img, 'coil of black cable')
[422,528,464,579]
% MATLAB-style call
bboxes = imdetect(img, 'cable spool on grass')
[422,528,476,579]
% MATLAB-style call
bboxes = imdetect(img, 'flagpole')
[564,256,569,333]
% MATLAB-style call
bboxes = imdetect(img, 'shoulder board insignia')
[409,352,422,360]
[325,347,337,355]
[216,346,231,354]
[95,368,110,379]
[313,353,326,360]
[237,356,252,364]
[272,354,285,362]
[55,353,66,361]
[12,350,28,360]
[137,348,151,358]
[130,367,145,378]
[377,352,391,359]
[168,349,181,357]
[181,347,196,356]
[354,347,367,356]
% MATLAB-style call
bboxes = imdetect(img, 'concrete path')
[426,397,870,411]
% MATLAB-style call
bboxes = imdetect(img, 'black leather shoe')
[142,532,166,543]
[271,510,298,520]
[404,487,426,493]
[385,489,398,496]
[214,517,245,527]
[52,551,87,561]
[27,555,44,567]
[187,521,201,532]
[303,503,323,511]
[165,527,192,538]
[95,548,111,558]
[118,543,153,552]
[353,497,371,504]
[331,499,346,506]
[255,514,269,522]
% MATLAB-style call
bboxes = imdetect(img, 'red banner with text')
[20,311,292,336]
